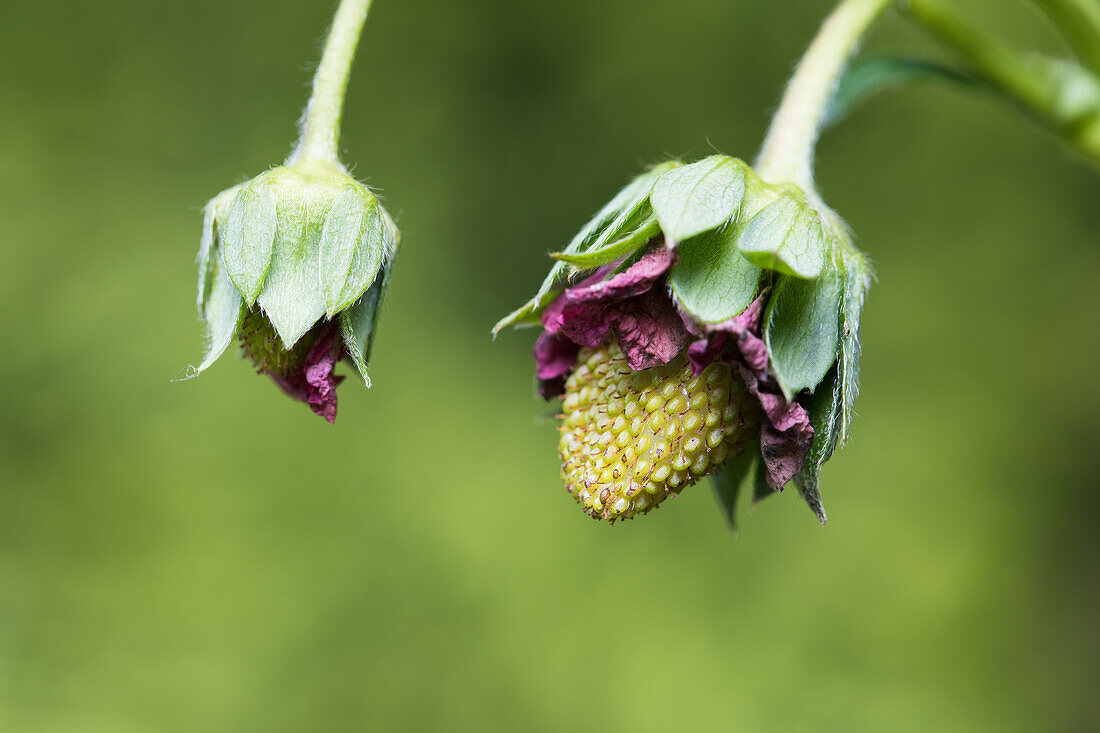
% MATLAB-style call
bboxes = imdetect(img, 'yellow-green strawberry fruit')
[559,341,760,522]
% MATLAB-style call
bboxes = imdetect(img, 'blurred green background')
[2,0,1098,730]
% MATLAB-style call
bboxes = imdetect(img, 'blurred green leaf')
[752,454,775,504]
[824,56,976,129]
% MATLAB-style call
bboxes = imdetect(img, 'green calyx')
[189,161,399,388]
[495,156,868,396]
[494,155,859,330]
[220,163,396,337]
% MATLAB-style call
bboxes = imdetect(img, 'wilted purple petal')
[534,331,580,399]
[553,285,691,372]
[534,245,686,400]
[737,332,770,374]
[540,288,569,334]
[679,291,812,489]
[267,320,344,424]
[760,422,813,491]
[557,301,619,349]
[544,247,675,343]
[686,332,727,374]
[541,264,618,334]
[681,293,768,374]
[614,288,692,370]
[269,374,308,404]
[739,364,813,490]
[565,245,675,305]
[302,321,344,424]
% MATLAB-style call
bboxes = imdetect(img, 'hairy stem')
[755,0,895,190]
[289,0,374,166]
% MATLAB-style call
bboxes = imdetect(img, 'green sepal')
[650,155,748,243]
[222,181,277,306]
[736,191,827,279]
[319,188,389,317]
[551,215,660,269]
[191,250,243,376]
[318,188,366,314]
[585,176,658,254]
[670,223,762,323]
[493,290,559,332]
[785,237,872,523]
[763,267,843,399]
[793,366,841,525]
[196,203,217,312]
[837,247,872,443]
[341,222,398,387]
[255,184,328,347]
[710,446,758,530]
[492,162,679,334]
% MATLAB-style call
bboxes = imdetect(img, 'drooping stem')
[289,0,374,166]
[755,0,895,190]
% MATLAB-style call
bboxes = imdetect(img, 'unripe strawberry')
[498,156,872,526]
[560,342,760,521]
[238,309,310,377]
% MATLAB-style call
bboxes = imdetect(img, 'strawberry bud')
[182,0,397,424]
[185,164,397,423]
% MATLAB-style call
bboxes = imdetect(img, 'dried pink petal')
[563,246,676,305]
[681,292,812,490]
[539,244,688,377]
[267,320,345,424]
[533,331,580,399]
